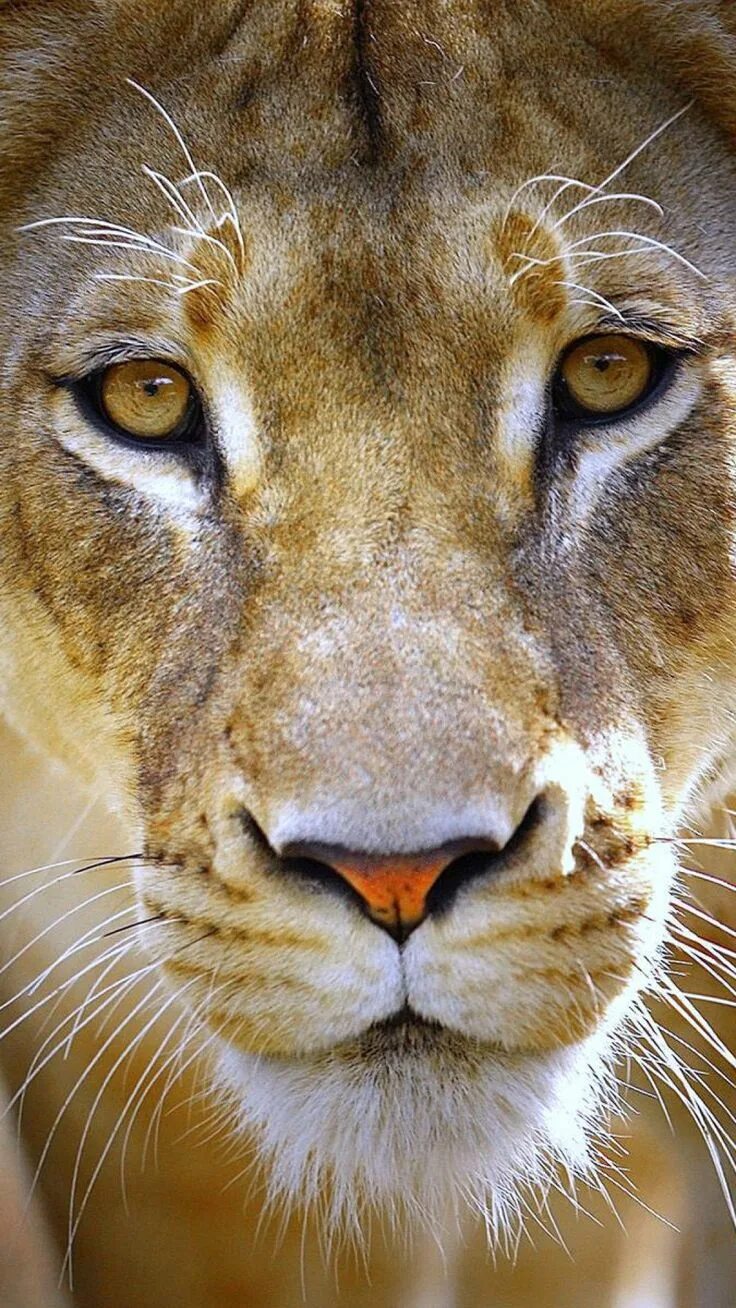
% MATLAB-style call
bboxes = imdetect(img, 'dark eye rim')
[551,335,680,428]
[74,359,206,454]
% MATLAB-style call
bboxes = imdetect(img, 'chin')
[214,1013,620,1237]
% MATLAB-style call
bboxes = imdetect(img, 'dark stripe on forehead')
[353,0,383,162]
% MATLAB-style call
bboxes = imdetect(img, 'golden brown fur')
[1,0,736,1302]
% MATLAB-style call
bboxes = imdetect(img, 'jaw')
[213,1016,621,1234]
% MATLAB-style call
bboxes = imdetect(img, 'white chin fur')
[215,1022,619,1237]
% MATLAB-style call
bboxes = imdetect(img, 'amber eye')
[555,334,655,420]
[98,360,195,441]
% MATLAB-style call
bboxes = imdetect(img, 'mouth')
[364,1005,445,1048]
[353,1005,509,1068]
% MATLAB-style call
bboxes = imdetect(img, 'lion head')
[1,0,735,1229]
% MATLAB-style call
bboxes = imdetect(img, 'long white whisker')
[674,936,736,994]
[61,234,200,272]
[561,229,706,278]
[177,170,245,268]
[0,857,136,924]
[567,246,704,279]
[552,281,626,319]
[595,102,693,200]
[63,929,155,1056]
[679,866,736,892]
[660,979,736,1074]
[141,166,206,235]
[551,190,664,231]
[27,904,139,999]
[168,225,238,274]
[523,179,599,246]
[673,921,736,966]
[94,273,221,295]
[509,231,706,284]
[174,279,222,297]
[633,1013,736,1225]
[25,977,165,1258]
[675,901,736,944]
[502,174,592,220]
[0,939,132,1042]
[10,962,156,1133]
[143,979,233,1170]
[119,1011,212,1208]
[0,882,132,982]
[126,80,218,226]
[63,982,194,1280]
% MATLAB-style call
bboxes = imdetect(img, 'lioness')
[1,1,736,1304]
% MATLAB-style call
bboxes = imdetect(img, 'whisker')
[633,1015,736,1226]
[0,854,141,912]
[679,866,736,892]
[120,1014,213,1212]
[26,901,145,996]
[0,881,133,982]
[667,952,736,1012]
[143,986,232,1171]
[60,234,200,272]
[10,961,156,1135]
[550,190,664,231]
[509,230,706,285]
[26,977,165,1251]
[594,102,693,199]
[502,174,597,227]
[103,913,167,939]
[176,169,246,266]
[0,939,133,1044]
[63,982,195,1281]
[93,272,220,295]
[126,80,218,226]
[672,922,736,968]
[168,224,239,275]
[553,281,626,319]
[659,979,736,1075]
[140,166,206,236]
[675,899,736,943]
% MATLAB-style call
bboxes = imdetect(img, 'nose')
[280,833,507,941]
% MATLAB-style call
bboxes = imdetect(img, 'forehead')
[9,0,732,402]
[93,1,683,180]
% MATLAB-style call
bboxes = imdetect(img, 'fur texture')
[1,0,736,1237]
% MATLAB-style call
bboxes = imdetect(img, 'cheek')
[402,869,667,1052]
[134,864,404,1057]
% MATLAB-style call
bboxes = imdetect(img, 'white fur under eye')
[566,362,702,529]
[53,392,206,515]
[51,371,263,517]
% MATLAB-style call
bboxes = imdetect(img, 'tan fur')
[1,0,736,1302]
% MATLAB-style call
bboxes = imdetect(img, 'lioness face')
[1,1,735,1220]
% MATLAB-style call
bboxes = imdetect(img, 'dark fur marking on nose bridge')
[353,0,383,160]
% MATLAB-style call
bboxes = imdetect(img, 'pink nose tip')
[283,837,501,939]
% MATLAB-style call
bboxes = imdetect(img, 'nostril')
[237,800,543,941]
[238,811,375,912]
[424,797,543,919]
